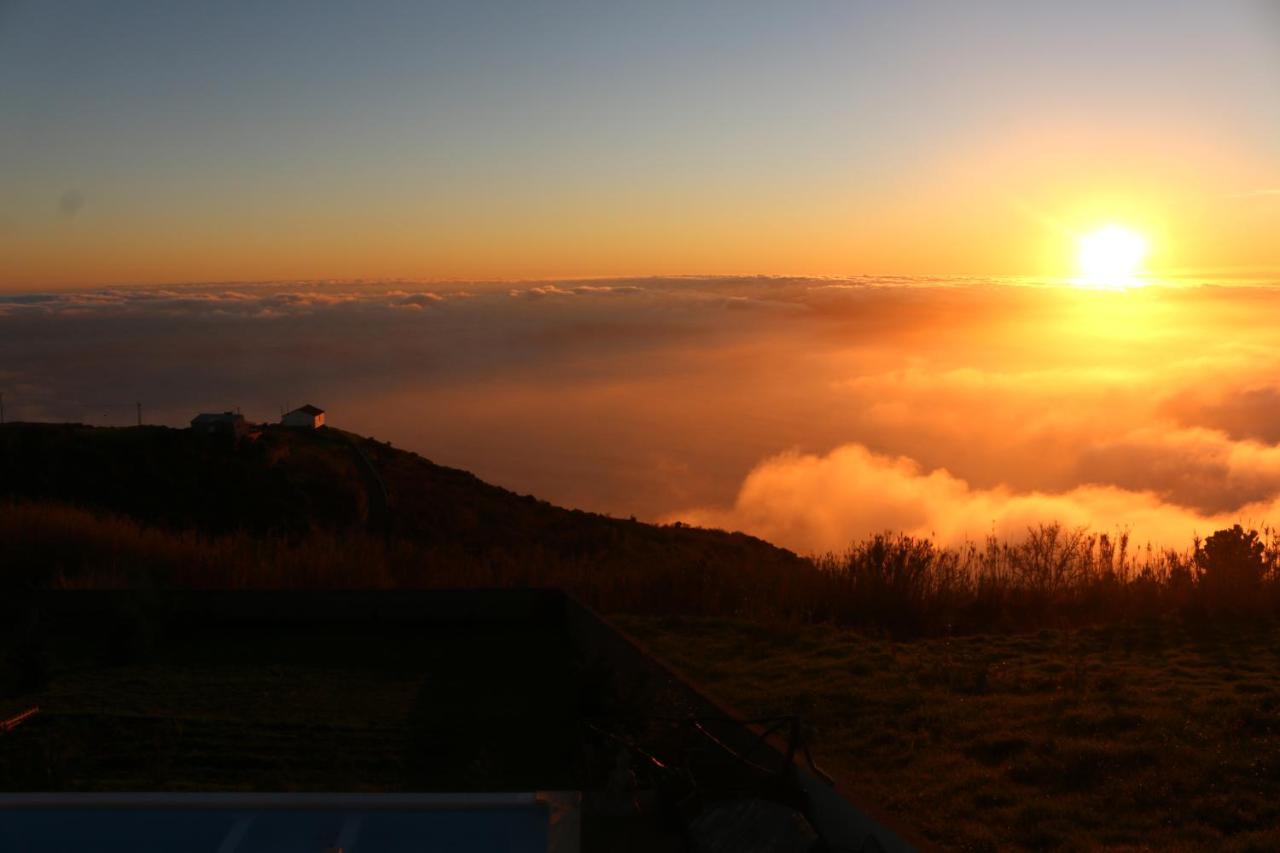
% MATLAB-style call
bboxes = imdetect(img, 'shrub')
[1194,525,1272,614]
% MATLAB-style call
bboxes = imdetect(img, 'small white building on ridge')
[282,404,325,429]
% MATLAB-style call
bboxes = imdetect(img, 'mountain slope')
[0,422,807,595]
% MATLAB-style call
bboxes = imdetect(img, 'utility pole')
[1,392,5,424]
[136,402,142,427]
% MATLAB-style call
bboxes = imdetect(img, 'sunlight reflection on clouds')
[5,276,1280,551]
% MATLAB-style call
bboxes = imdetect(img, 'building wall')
[282,411,322,429]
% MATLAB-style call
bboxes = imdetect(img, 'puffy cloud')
[571,284,642,295]
[396,292,445,309]
[513,284,575,298]
[672,442,1277,554]
[0,283,462,318]
[1072,426,1280,513]
[509,283,644,298]
[1165,385,1280,444]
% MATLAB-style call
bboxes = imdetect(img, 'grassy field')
[617,615,1280,851]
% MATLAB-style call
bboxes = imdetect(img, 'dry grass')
[616,615,1280,851]
[805,526,1280,634]
[5,500,1279,637]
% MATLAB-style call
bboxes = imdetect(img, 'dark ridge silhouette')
[2,422,1279,635]
[0,422,809,611]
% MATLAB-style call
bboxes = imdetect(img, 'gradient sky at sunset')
[3,0,1278,288]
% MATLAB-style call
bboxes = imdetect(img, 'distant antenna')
[136,402,142,427]
[1,392,5,424]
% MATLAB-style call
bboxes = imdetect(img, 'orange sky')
[2,3,1277,289]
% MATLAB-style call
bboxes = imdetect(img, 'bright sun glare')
[1076,225,1149,288]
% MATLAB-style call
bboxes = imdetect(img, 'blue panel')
[0,810,236,853]
[0,808,549,853]
[234,810,347,853]
[356,809,549,853]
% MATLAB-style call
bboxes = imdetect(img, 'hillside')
[0,422,808,600]
[7,422,1277,633]
[0,423,367,536]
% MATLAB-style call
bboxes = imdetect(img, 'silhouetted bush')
[1194,525,1273,615]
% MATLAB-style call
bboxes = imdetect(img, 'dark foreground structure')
[0,590,918,852]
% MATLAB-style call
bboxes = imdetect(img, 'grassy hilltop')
[0,422,807,610]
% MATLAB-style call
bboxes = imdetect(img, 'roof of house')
[191,412,244,424]
[286,405,324,416]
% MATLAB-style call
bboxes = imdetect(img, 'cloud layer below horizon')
[5,276,1280,553]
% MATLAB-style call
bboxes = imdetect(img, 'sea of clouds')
[4,275,1280,554]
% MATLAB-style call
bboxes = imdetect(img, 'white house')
[282,404,325,429]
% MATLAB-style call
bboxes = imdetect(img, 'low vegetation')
[618,615,1280,851]
[5,500,1280,633]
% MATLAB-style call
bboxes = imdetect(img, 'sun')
[1075,225,1149,288]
